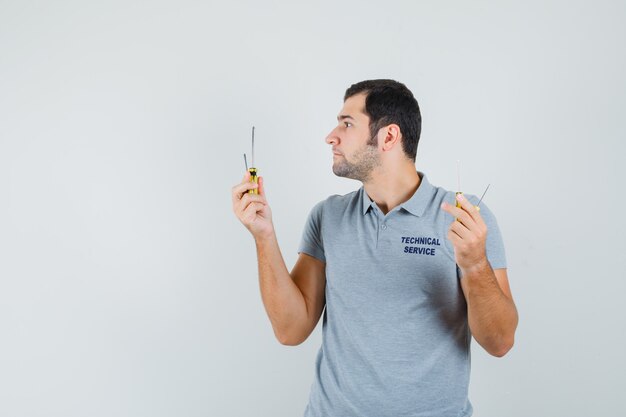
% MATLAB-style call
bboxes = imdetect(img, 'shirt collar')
[361,188,377,215]
[360,171,435,217]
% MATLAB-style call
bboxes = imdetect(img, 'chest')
[321,211,460,304]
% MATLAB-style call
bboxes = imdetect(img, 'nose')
[325,126,339,145]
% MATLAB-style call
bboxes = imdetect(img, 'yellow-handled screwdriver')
[243,126,258,194]
[455,161,490,219]
[455,161,465,216]
[457,184,489,212]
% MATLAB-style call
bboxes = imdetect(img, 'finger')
[441,201,474,228]
[455,193,484,226]
[239,193,266,210]
[258,176,266,197]
[233,181,259,198]
[235,171,253,192]
[447,228,463,246]
[232,180,259,202]
[440,201,461,216]
[449,219,472,240]
[242,201,264,223]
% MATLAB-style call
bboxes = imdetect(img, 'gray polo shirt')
[298,172,506,417]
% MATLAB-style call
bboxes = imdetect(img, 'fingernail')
[441,202,446,209]
[456,194,464,201]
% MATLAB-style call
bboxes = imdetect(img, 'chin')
[332,167,350,179]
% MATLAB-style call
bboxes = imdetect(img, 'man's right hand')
[231,171,274,240]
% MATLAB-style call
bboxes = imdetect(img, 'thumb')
[258,176,266,197]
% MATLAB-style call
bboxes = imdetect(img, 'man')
[231,79,518,417]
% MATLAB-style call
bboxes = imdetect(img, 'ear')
[381,124,401,151]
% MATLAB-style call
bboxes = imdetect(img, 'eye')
[344,122,352,128]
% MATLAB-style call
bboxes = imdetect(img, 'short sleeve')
[470,197,507,269]
[297,200,326,263]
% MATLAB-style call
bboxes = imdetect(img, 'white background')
[1,1,625,416]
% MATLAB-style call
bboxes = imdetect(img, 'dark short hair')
[344,79,421,161]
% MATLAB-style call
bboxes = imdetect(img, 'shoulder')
[312,189,361,214]
[424,179,458,209]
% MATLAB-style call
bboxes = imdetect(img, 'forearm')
[255,232,308,344]
[462,260,518,357]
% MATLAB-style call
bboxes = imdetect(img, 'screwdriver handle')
[248,167,259,195]
[455,192,480,223]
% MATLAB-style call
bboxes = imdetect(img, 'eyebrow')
[337,114,355,121]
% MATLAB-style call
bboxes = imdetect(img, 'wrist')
[254,228,276,245]
[460,256,491,278]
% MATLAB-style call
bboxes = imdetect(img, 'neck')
[363,161,421,215]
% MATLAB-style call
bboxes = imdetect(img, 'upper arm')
[290,253,327,338]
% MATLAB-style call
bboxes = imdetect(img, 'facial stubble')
[332,135,381,182]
